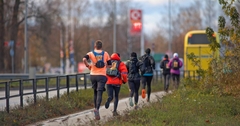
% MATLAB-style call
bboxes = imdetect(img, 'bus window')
[188,34,211,44]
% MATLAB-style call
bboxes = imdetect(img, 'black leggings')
[106,84,121,112]
[171,74,180,89]
[90,75,107,110]
[142,76,153,100]
[163,74,170,91]
[128,80,140,105]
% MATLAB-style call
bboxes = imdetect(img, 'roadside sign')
[129,9,142,35]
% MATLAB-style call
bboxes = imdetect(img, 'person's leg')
[128,80,134,107]
[141,76,147,89]
[172,74,177,89]
[113,85,121,112]
[146,76,153,101]
[141,76,147,98]
[163,74,167,91]
[128,80,135,97]
[134,80,140,105]
[96,75,107,110]
[176,74,180,89]
[105,84,113,109]
[94,89,97,108]
[166,74,170,92]
[90,75,98,109]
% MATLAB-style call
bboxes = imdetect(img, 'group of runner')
[82,40,182,120]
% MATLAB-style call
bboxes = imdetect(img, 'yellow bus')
[184,30,219,76]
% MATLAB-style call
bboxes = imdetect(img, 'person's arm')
[160,61,164,69]
[137,60,143,67]
[105,52,112,68]
[179,60,183,68]
[150,56,156,70]
[83,54,90,69]
[125,60,130,73]
[168,60,172,68]
[119,62,128,84]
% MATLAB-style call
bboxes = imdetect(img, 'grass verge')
[0,81,164,126]
[103,81,240,126]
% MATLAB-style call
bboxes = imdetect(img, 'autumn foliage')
[203,0,240,97]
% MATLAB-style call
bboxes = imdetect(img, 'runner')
[105,53,128,116]
[82,40,111,120]
[126,52,142,109]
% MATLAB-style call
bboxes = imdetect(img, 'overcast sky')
[34,0,222,35]
[132,0,195,33]
[130,0,221,35]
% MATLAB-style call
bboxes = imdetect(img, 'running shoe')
[134,104,139,110]
[129,97,134,107]
[93,109,100,120]
[113,111,119,116]
[141,89,146,99]
[105,100,110,109]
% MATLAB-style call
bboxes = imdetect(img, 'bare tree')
[0,0,4,72]
[171,1,203,57]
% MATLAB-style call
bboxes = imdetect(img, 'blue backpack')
[92,51,105,68]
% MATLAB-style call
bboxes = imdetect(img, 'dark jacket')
[140,54,155,76]
[160,58,170,75]
[126,57,141,81]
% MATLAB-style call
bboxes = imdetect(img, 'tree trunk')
[0,0,4,72]
[9,0,20,73]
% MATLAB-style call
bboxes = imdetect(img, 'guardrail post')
[67,75,70,95]
[156,70,158,83]
[76,74,79,91]
[20,79,23,107]
[45,78,49,101]
[188,71,190,78]
[57,76,60,99]
[84,74,87,89]
[5,82,10,113]
[160,70,163,83]
[33,79,37,104]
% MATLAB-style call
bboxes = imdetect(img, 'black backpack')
[163,60,170,70]
[128,60,138,74]
[172,59,180,70]
[92,51,105,68]
[106,60,121,77]
[140,56,150,74]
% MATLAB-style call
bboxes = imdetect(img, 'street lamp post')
[168,0,172,54]
[113,0,116,53]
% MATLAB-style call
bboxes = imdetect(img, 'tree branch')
[17,15,35,26]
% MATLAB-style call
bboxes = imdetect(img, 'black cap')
[145,48,151,54]
[164,54,168,59]
[117,53,120,57]
[131,52,137,57]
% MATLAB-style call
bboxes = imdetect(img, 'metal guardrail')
[0,70,199,113]
[0,73,65,80]
[0,73,90,113]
